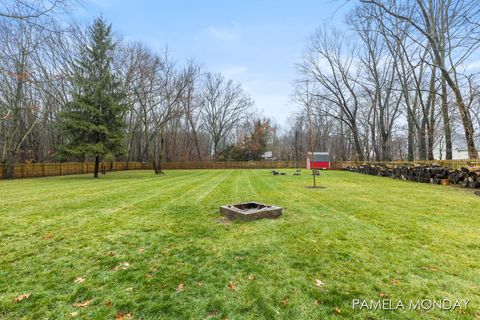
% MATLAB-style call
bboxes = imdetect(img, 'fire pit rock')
[219,202,282,221]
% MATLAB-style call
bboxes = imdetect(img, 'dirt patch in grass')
[217,217,232,224]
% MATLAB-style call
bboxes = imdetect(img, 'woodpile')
[345,163,480,189]
[448,167,480,189]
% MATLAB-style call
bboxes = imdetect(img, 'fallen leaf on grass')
[207,311,218,318]
[105,300,113,307]
[145,273,153,279]
[125,287,133,292]
[282,297,289,305]
[196,282,204,287]
[176,283,185,292]
[227,281,236,291]
[421,265,439,272]
[70,311,79,317]
[334,307,341,314]
[43,233,53,240]
[390,278,400,285]
[115,312,133,320]
[315,279,324,288]
[73,300,92,308]
[248,275,255,281]
[218,217,232,225]
[379,292,388,298]
[74,277,85,284]
[314,299,320,305]
[138,248,145,253]
[13,293,31,303]
[113,262,129,271]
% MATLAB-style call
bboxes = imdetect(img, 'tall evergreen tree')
[59,18,126,177]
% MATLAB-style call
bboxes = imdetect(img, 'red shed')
[306,152,330,169]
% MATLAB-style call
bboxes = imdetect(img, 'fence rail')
[160,161,307,170]
[0,162,149,180]
[0,161,307,180]
[0,160,478,180]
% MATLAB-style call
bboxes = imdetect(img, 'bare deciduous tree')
[199,72,253,159]
[299,27,365,161]
[360,0,480,158]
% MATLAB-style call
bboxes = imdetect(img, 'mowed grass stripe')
[0,170,213,218]
[4,169,215,209]
[0,170,224,249]
[0,170,220,260]
[1,170,479,320]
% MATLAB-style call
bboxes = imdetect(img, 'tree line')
[0,1,274,178]
[2,0,480,179]
[294,0,480,162]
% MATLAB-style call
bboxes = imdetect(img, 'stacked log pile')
[448,167,480,188]
[345,163,480,189]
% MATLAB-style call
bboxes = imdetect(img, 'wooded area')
[0,1,275,179]
[1,0,480,179]
[295,0,480,162]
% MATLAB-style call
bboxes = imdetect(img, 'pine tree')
[59,18,126,178]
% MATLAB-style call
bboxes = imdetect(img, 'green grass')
[1,169,479,319]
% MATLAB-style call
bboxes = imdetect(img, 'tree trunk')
[153,135,165,175]
[190,121,202,161]
[370,110,380,161]
[419,121,427,160]
[94,155,100,178]
[294,129,299,168]
[450,82,477,159]
[426,68,436,161]
[153,160,163,174]
[427,127,434,160]
[441,78,453,160]
[5,152,14,179]
[407,111,415,161]
[351,123,364,161]
[381,133,391,161]
[153,157,165,175]
[417,2,477,159]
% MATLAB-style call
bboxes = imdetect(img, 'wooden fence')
[0,161,307,180]
[0,160,478,180]
[0,162,148,180]
[160,161,307,170]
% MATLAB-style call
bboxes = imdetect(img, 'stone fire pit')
[219,202,282,221]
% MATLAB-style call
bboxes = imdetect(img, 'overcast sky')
[77,0,354,123]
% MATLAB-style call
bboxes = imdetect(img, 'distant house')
[434,133,480,160]
[307,152,330,169]
[261,151,276,161]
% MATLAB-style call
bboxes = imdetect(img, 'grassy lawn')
[1,169,479,319]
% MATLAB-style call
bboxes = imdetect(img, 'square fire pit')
[219,202,282,221]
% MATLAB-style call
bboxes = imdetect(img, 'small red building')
[306,152,330,169]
